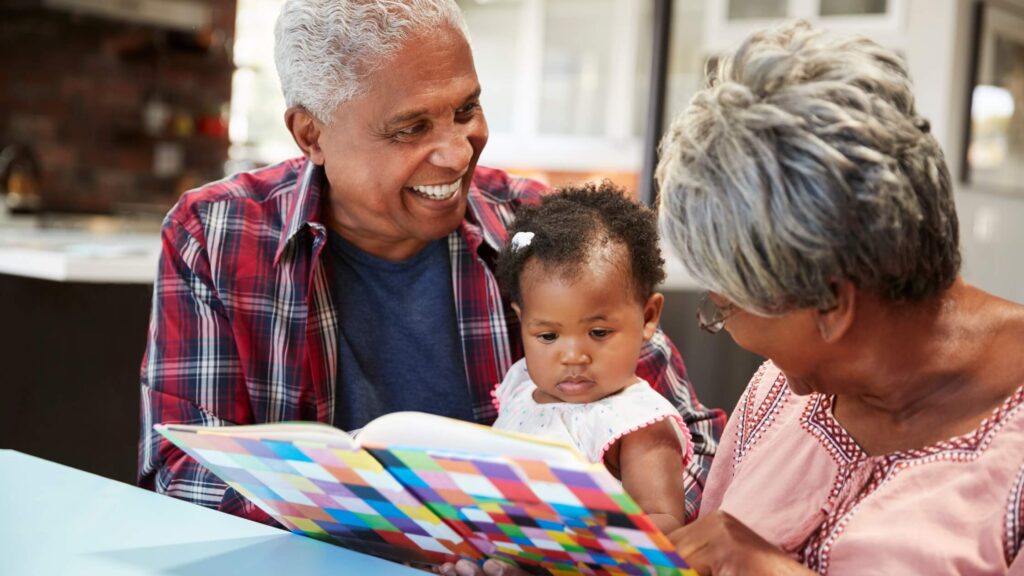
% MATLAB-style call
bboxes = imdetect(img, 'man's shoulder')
[465,166,547,240]
[167,157,307,228]
[470,166,547,205]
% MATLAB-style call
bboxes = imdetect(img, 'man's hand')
[669,511,815,576]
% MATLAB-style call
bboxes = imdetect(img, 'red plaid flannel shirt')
[139,158,725,523]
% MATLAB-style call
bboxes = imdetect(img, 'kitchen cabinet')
[0,219,159,484]
[0,274,152,484]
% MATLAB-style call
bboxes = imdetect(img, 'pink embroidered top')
[492,358,693,467]
[701,361,1024,575]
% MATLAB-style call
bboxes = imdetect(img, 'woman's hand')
[436,558,531,576]
[669,511,815,576]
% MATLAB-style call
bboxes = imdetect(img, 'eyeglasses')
[696,292,738,334]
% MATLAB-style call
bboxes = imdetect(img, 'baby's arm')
[610,418,687,534]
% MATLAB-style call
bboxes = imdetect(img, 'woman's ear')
[511,302,522,320]
[642,292,665,341]
[285,107,325,165]
[816,280,856,343]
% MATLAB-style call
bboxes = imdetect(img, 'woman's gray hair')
[274,0,469,123]
[657,20,959,315]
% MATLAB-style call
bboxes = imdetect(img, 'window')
[459,0,654,184]
[819,0,887,17]
[727,0,787,20]
[705,0,908,55]
[965,1,1024,195]
[228,0,294,170]
[538,0,616,136]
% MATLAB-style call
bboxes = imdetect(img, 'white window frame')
[704,0,910,55]
[477,0,648,173]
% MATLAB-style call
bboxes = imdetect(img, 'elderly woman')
[658,20,1024,575]
[443,18,1022,576]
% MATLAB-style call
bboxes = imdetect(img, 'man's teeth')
[410,178,461,199]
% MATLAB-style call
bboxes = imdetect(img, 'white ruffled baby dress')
[492,358,692,466]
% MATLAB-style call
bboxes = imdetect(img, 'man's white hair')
[274,0,469,124]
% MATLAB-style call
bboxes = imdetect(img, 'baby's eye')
[590,328,611,339]
[537,333,558,343]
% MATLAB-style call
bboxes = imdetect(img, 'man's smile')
[407,176,462,200]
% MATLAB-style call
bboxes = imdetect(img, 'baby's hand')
[436,559,531,576]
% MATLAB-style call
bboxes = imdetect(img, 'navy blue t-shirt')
[327,230,475,431]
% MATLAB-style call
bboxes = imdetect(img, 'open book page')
[156,414,696,574]
[356,411,586,462]
[355,414,696,575]
[155,422,480,566]
[161,421,359,447]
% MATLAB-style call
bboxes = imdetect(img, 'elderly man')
[138,0,724,526]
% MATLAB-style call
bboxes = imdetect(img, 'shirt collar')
[459,180,509,257]
[275,159,326,265]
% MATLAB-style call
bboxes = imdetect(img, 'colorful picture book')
[155,412,695,575]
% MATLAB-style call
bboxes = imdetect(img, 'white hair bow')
[510,231,535,253]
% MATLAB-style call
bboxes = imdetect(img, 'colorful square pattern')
[157,425,694,575]
[368,448,695,575]
[159,427,481,566]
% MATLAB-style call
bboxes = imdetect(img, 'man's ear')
[641,292,665,341]
[816,280,856,343]
[511,302,522,320]
[285,107,325,165]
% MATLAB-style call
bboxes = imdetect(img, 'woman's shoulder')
[727,361,814,465]
[735,361,793,422]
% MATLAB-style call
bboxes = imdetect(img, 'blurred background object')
[965,1,1024,194]
[0,0,235,216]
[0,144,43,215]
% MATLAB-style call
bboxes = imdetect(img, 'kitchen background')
[1,0,1021,484]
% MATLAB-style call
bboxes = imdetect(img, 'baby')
[492,182,691,533]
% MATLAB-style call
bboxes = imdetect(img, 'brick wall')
[0,2,237,213]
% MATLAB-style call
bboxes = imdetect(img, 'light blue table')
[0,449,424,575]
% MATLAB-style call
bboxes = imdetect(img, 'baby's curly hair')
[496,181,666,306]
